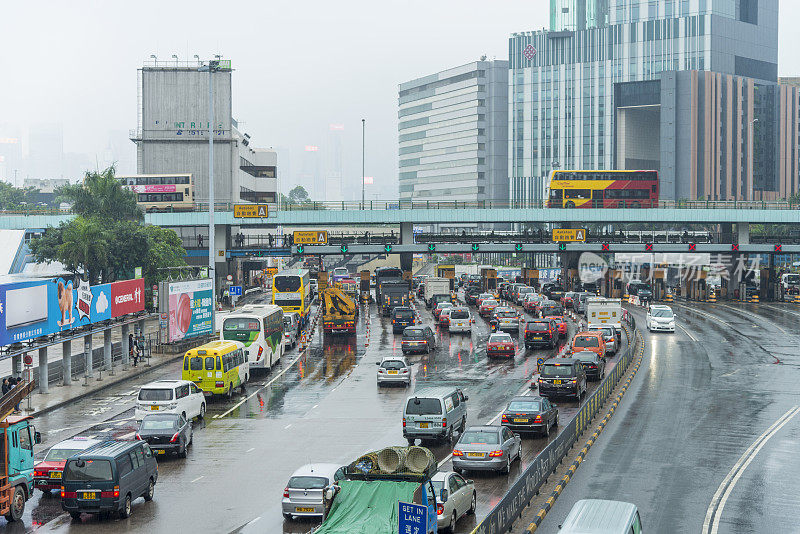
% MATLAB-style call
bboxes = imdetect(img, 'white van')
[135,380,206,421]
[448,307,472,333]
[283,312,300,348]
[560,499,643,533]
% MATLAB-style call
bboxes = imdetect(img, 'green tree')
[57,166,142,221]
[288,185,310,204]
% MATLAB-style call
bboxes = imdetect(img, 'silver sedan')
[452,425,522,474]
[431,471,476,532]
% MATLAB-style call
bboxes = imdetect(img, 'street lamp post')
[361,119,365,209]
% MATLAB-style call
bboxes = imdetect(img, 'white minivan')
[135,379,206,421]
[560,499,643,533]
[448,307,472,333]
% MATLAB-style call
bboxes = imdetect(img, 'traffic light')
[471,244,480,252]
[515,244,523,252]
[340,244,349,254]
[427,244,436,252]
[296,245,304,254]
[384,244,393,253]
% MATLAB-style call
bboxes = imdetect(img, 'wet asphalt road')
[17,291,628,534]
[534,302,800,534]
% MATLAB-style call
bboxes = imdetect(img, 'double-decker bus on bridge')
[548,170,659,208]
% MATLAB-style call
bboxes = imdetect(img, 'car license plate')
[80,492,97,500]
[296,507,315,513]
[388,370,398,375]
[155,449,166,455]
[49,471,62,479]
[467,452,484,458]
[534,336,543,340]
[554,379,562,385]
[150,405,160,410]
[513,418,529,423]
[419,422,429,428]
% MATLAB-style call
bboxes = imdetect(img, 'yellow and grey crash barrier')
[524,330,645,533]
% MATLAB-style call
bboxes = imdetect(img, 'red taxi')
[479,299,499,318]
[34,437,102,493]
[486,332,516,358]
[545,316,567,337]
[433,302,453,321]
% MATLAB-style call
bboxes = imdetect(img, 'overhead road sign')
[234,204,269,218]
[552,229,586,242]
[293,230,328,245]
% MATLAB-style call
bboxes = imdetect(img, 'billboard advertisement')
[0,277,146,346]
[164,279,213,342]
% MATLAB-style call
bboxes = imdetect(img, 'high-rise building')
[510,0,791,202]
[325,124,345,202]
[398,60,509,205]
[130,59,277,205]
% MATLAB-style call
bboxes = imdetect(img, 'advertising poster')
[0,277,146,347]
[166,279,213,342]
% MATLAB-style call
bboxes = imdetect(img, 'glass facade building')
[398,61,508,206]
[510,0,783,202]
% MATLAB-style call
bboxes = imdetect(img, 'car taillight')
[442,418,447,427]
[215,381,224,388]
[61,489,77,498]
[258,346,263,357]
[283,487,290,498]
[34,470,44,477]
[135,433,142,441]
[571,378,577,383]
[101,486,120,498]
[437,503,444,515]
[489,450,504,457]
[534,415,542,422]
[402,418,406,428]
[501,415,508,423]
[401,368,409,373]
[452,449,464,456]
[170,432,180,443]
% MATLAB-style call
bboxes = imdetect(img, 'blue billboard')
[0,277,115,346]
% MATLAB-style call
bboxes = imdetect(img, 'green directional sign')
[295,245,304,254]
[340,244,349,254]
[384,244,393,253]
[471,244,480,252]
[427,244,436,252]
[515,243,523,252]
[558,243,567,251]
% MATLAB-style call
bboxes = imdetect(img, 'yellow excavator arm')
[322,286,356,317]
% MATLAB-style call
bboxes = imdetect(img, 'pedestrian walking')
[198,234,204,247]
[132,337,139,367]
[1,378,8,397]
[11,377,21,413]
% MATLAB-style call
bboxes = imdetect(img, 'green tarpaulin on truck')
[314,479,420,534]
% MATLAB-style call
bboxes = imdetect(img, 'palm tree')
[57,166,143,221]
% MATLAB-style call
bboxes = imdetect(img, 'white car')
[376,356,411,387]
[135,380,206,421]
[282,463,343,519]
[448,307,472,333]
[646,304,676,332]
[431,471,476,532]
[283,312,300,348]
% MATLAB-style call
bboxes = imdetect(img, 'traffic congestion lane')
[535,303,800,534]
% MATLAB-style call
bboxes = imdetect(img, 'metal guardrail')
[4,199,800,217]
[470,315,641,534]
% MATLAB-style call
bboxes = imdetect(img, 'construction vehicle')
[0,377,40,522]
[322,286,358,334]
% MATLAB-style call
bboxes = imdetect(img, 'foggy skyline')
[2,1,800,198]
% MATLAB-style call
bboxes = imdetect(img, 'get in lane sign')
[234,204,269,218]
[552,228,586,242]
[293,231,328,245]
[398,501,427,534]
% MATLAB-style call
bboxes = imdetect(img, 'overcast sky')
[2,1,800,198]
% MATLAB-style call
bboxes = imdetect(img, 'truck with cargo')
[374,267,405,306]
[380,282,410,317]
[313,446,438,534]
[423,277,451,308]
[322,286,358,334]
[585,297,623,342]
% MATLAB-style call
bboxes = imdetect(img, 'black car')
[401,326,436,354]
[573,351,606,381]
[464,287,482,306]
[537,358,587,399]
[501,395,559,437]
[136,413,193,458]
[524,320,558,350]
[62,440,158,520]
[392,306,416,333]
[545,285,565,301]
[627,281,653,301]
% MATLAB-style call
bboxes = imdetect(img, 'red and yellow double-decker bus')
[548,170,659,208]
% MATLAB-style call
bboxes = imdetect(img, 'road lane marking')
[703,405,800,534]
[716,303,787,335]
[246,447,255,453]
[284,424,292,429]
[673,304,736,329]
[760,303,800,318]
[214,352,305,419]
[677,324,698,342]
[191,476,204,483]
[246,517,261,526]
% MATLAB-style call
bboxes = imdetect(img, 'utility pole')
[362,118,365,209]
[200,58,221,328]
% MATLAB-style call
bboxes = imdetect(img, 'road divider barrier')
[749,293,760,303]
[707,289,717,303]
[470,316,643,534]
[794,294,800,304]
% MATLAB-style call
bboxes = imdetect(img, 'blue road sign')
[230,285,242,297]
[398,501,427,534]
[537,357,545,365]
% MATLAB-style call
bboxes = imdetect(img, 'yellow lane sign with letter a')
[552,229,586,242]
[234,204,269,218]
[293,231,328,245]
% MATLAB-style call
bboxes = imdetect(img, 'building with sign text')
[129,59,278,206]
[510,0,798,202]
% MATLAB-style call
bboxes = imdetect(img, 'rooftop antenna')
[171,54,178,66]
